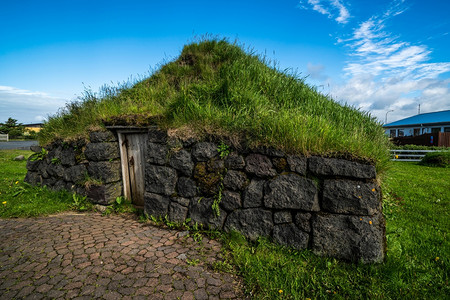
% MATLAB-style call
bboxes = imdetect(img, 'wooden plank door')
[118,132,147,207]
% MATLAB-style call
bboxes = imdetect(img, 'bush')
[419,151,450,167]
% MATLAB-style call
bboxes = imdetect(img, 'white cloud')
[328,2,450,123]
[299,0,350,24]
[0,86,68,123]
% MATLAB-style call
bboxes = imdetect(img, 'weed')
[217,142,230,159]
[51,157,60,165]
[103,196,134,215]
[71,194,92,212]
[29,148,47,161]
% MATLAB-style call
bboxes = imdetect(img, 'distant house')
[23,123,44,133]
[383,110,450,138]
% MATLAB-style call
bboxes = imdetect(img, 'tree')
[0,117,25,136]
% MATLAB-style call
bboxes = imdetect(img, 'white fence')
[0,134,8,141]
[390,149,447,162]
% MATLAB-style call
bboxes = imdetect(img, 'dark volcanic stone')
[47,163,65,179]
[264,174,319,211]
[145,164,177,196]
[294,212,312,232]
[147,142,168,165]
[243,179,265,208]
[89,131,117,143]
[169,202,188,223]
[24,171,41,186]
[192,142,218,162]
[308,156,376,179]
[312,213,386,263]
[169,150,194,176]
[87,161,121,183]
[220,191,242,212]
[87,182,122,205]
[30,145,42,153]
[274,211,292,224]
[148,129,168,143]
[188,197,227,229]
[144,192,170,218]
[224,208,273,241]
[223,170,248,191]
[286,155,307,175]
[253,146,285,157]
[322,180,380,216]
[245,154,276,177]
[171,197,190,207]
[273,223,309,250]
[63,165,87,183]
[177,177,197,198]
[60,147,76,166]
[225,153,245,169]
[84,143,119,162]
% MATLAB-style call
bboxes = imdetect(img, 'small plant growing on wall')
[217,142,230,159]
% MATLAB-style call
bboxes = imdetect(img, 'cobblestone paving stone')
[0,212,246,299]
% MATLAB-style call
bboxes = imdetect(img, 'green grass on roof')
[39,38,391,171]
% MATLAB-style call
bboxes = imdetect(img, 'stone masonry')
[25,131,122,205]
[25,129,386,263]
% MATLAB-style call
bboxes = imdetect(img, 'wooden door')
[118,132,147,207]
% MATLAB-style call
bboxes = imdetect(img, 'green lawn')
[0,150,73,217]
[221,162,449,299]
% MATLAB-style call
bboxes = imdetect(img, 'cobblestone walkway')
[0,213,245,299]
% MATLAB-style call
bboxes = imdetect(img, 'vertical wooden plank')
[118,133,132,201]
[126,133,147,207]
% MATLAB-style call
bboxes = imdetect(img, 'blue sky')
[1,0,449,124]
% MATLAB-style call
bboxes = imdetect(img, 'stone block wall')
[24,128,386,263]
[144,129,386,263]
[25,131,122,205]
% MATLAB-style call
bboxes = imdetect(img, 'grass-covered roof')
[40,38,390,170]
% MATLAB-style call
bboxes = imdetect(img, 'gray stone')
[63,165,87,183]
[223,170,248,191]
[53,180,66,191]
[177,177,197,198]
[169,202,188,223]
[188,197,227,229]
[87,161,121,183]
[225,153,245,169]
[145,164,177,196]
[84,143,119,162]
[245,154,276,177]
[253,146,285,157]
[264,174,319,211]
[243,179,265,208]
[47,163,65,178]
[26,159,41,171]
[191,142,218,162]
[42,177,57,187]
[308,156,376,179]
[286,155,307,175]
[24,171,41,186]
[148,129,168,143]
[87,182,123,205]
[312,213,386,263]
[89,131,117,143]
[182,137,197,148]
[273,223,309,249]
[322,180,380,216]
[274,211,292,224]
[169,150,194,176]
[294,212,312,232]
[30,145,42,153]
[60,147,76,166]
[147,142,168,165]
[13,155,25,161]
[144,192,170,218]
[224,208,273,241]
[171,197,190,207]
[220,191,241,212]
